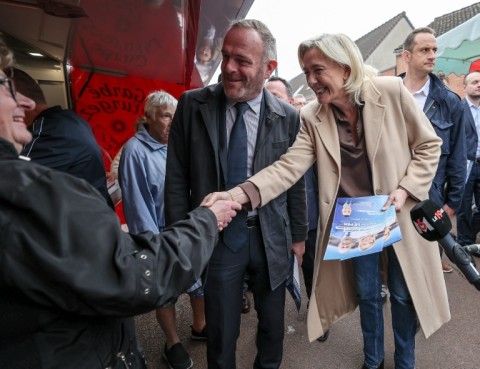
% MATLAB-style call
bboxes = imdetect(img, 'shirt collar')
[226,92,263,116]
[465,96,479,110]
[412,77,430,97]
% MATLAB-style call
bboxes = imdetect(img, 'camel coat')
[247,76,450,342]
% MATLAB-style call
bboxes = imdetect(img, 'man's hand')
[443,204,455,218]
[382,188,408,212]
[201,192,232,207]
[207,200,242,231]
[291,241,305,266]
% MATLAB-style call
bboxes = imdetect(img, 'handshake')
[201,190,243,231]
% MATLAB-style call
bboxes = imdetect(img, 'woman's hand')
[201,191,233,207]
[382,188,408,212]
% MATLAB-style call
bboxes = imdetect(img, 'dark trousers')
[204,226,286,369]
[301,229,317,299]
[457,163,480,245]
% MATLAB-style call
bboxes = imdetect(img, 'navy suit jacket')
[462,98,478,161]
[165,83,307,290]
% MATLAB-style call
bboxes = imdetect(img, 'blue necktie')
[223,102,249,252]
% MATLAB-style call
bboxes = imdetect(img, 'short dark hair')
[8,67,47,104]
[403,27,435,52]
[267,75,293,98]
[229,19,277,62]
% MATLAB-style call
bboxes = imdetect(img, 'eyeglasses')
[0,77,16,101]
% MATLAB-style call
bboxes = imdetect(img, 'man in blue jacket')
[401,27,467,272]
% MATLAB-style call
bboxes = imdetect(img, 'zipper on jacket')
[117,352,130,369]
[424,99,435,116]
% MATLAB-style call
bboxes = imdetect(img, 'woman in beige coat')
[203,33,448,369]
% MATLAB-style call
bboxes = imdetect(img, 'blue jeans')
[352,246,417,369]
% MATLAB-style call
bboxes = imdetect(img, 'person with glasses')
[0,76,15,100]
[0,37,241,369]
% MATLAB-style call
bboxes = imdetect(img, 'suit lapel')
[463,100,477,137]
[198,84,226,184]
[255,94,273,156]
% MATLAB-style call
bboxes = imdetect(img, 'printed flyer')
[324,195,402,261]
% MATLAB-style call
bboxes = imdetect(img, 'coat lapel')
[315,104,341,169]
[361,82,385,166]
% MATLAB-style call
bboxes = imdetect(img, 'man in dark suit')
[457,70,480,258]
[165,19,307,369]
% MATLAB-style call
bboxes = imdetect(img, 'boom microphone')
[410,199,480,291]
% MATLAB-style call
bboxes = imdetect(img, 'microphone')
[464,245,480,254]
[410,199,480,291]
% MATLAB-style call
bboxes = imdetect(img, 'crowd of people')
[0,14,479,369]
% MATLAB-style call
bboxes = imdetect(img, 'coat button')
[375,189,383,195]
[144,288,150,294]
[140,254,147,260]
[145,270,151,277]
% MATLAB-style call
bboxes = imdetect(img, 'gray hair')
[229,19,277,62]
[144,90,177,118]
[298,33,367,105]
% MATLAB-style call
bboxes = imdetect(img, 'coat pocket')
[430,119,453,155]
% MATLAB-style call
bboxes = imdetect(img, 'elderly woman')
[204,33,447,369]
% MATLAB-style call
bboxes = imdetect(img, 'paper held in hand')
[324,195,402,261]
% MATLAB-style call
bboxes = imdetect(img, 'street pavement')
[135,252,480,369]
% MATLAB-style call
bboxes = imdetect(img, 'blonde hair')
[298,33,370,105]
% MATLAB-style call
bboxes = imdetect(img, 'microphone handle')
[464,244,480,254]
[439,234,480,291]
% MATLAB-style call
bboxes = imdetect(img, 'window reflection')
[195,26,219,84]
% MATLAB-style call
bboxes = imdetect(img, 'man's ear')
[264,59,278,79]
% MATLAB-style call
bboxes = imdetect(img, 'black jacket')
[21,105,114,208]
[0,138,218,368]
[165,84,308,290]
